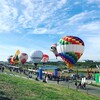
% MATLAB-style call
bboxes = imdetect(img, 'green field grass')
[0,73,100,100]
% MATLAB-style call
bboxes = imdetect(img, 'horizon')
[0,0,100,62]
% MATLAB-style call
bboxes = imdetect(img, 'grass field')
[0,73,100,100]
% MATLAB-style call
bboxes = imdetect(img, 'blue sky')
[0,0,100,61]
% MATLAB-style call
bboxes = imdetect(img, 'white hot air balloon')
[30,50,43,68]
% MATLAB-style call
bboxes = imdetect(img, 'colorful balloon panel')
[59,36,84,45]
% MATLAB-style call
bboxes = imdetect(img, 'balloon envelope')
[13,50,21,64]
[19,53,28,64]
[50,43,58,57]
[50,36,85,68]
[41,54,49,63]
[58,36,84,68]
[7,55,14,65]
[7,50,21,65]
[30,50,43,64]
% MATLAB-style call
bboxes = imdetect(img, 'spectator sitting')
[83,83,86,89]
[78,82,81,88]
[35,77,39,81]
[43,78,47,83]
[75,81,77,87]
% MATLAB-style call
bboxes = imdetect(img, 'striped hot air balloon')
[50,36,85,69]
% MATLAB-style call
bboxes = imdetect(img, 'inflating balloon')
[19,53,28,64]
[7,50,20,65]
[13,50,20,64]
[7,55,14,65]
[41,54,49,64]
[30,50,43,68]
[14,50,20,57]
[50,43,58,58]
[50,36,85,68]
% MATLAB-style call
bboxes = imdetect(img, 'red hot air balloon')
[19,53,28,64]
[41,54,49,63]
[7,55,14,65]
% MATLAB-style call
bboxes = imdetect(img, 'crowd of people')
[75,81,86,89]
[0,64,72,84]
[0,64,96,88]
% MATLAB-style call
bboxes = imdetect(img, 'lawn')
[0,73,99,100]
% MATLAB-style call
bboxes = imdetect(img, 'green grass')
[90,83,100,87]
[0,73,99,100]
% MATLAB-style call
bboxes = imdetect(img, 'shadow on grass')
[0,91,11,100]
[0,96,11,100]
[0,91,5,95]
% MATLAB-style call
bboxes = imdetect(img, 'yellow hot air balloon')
[14,50,20,56]
[13,50,20,64]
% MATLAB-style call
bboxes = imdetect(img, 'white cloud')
[0,45,32,61]
[61,0,67,4]
[0,0,68,33]
[80,36,100,61]
[67,11,99,25]
[0,0,99,36]
[32,28,48,34]
[78,21,100,34]
[87,0,100,4]
[0,0,18,32]
[74,2,80,5]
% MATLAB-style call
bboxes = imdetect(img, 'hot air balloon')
[8,55,12,63]
[12,50,20,64]
[41,54,49,65]
[7,50,20,65]
[50,43,58,58]
[30,50,43,69]
[7,55,14,65]
[19,53,28,64]
[50,36,85,69]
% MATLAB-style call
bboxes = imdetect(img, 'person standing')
[46,77,48,83]
[57,77,59,84]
